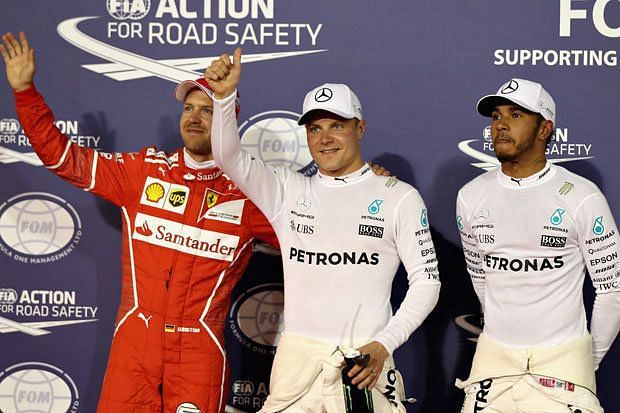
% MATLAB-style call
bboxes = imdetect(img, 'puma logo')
[138,312,152,328]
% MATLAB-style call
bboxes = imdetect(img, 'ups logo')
[168,190,187,207]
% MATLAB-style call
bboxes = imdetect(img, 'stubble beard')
[494,133,536,164]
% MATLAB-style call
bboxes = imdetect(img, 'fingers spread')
[6,32,20,56]
[0,44,9,62]
[19,31,30,52]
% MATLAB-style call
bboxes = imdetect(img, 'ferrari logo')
[206,190,219,208]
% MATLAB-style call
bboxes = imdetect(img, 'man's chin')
[495,151,516,163]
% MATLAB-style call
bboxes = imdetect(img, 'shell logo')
[145,183,165,202]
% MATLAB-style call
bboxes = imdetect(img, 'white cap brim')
[174,80,214,102]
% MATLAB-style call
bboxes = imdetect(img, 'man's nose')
[494,119,508,131]
[319,132,334,143]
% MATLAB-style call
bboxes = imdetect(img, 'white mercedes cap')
[477,78,555,124]
[298,83,363,125]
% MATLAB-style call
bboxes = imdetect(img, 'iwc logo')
[0,193,82,264]
[239,111,317,176]
[228,284,283,355]
[0,362,80,413]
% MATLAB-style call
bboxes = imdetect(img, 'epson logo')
[590,252,618,267]
[358,224,384,238]
[560,0,620,38]
[540,235,567,248]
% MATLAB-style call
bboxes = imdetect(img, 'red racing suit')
[15,86,278,413]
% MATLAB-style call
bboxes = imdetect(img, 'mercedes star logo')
[500,80,519,94]
[314,87,333,102]
[296,196,312,211]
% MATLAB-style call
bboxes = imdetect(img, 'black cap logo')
[314,87,333,102]
[500,80,519,94]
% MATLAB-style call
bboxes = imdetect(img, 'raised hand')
[204,47,242,100]
[0,32,35,92]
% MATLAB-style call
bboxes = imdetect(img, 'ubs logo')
[290,220,314,235]
[477,234,495,244]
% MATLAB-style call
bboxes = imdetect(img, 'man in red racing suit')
[2,31,277,412]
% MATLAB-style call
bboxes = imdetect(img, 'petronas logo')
[592,216,604,235]
[420,209,428,228]
[368,199,384,215]
[550,208,566,226]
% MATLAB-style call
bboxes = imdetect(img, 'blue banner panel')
[1,1,618,412]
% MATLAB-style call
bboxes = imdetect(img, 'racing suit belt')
[457,333,596,393]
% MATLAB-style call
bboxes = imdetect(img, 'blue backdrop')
[1,1,618,411]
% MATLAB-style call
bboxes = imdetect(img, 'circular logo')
[0,119,20,134]
[106,0,151,20]
[0,193,82,262]
[232,380,255,396]
[0,288,18,304]
[176,402,200,413]
[482,126,492,142]
[500,80,519,94]
[314,87,333,102]
[0,362,79,413]
[296,196,312,211]
[229,284,284,349]
[239,111,317,176]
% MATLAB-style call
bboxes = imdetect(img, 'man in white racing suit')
[456,78,620,412]
[204,49,441,412]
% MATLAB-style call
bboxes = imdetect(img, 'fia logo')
[456,215,463,231]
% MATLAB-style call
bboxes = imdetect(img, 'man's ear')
[357,119,367,141]
[539,119,554,141]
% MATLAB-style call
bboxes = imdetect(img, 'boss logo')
[358,224,383,238]
[540,235,567,248]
